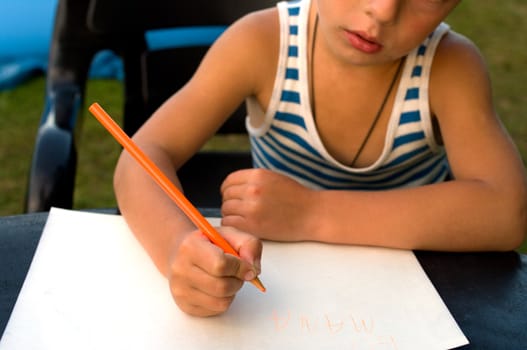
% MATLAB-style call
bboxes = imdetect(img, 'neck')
[309,10,405,166]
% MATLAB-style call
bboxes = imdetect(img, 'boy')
[114,0,527,316]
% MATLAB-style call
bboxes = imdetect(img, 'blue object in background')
[0,0,123,91]
[0,0,228,91]
[145,26,226,50]
[0,0,56,90]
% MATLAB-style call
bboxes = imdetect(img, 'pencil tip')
[251,277,266,293]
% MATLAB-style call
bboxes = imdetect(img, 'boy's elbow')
[501,227,526,252]
[499,193,527,251]
[511,206,527,251]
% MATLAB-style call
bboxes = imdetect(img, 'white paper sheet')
[0,208,468,349]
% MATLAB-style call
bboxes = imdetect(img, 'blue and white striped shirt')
[245,0,451,190]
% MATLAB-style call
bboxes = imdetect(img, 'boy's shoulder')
[429,27,493,122]
[230,7,279,36]
[429,27,489,94]
[219,7,281,66]
[433,28,487,73]
[220,7,280,56]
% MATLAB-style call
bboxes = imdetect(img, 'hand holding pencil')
[89,102,265,316]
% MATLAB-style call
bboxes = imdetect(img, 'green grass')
[446,1,527,160]
[0,1,526,253]
[0,78,125,213]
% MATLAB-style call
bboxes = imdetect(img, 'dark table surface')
[1,211,526,349]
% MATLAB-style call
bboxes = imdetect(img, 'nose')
[365,0,400,25]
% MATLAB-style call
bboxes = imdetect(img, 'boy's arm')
[114,8,278,272]
[329,32,527,251]
[221,32,527,252]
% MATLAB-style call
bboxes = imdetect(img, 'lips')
[345,31,383,54]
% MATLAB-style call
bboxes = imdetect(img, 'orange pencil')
[88,102,266,292]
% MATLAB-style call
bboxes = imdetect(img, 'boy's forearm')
[114,149,195,276]
[311,180,526,252]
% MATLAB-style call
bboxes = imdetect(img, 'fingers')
[220,169,270,208]
[175,295,236,317]
[220,170,260,230]
[219,226,262,274]
[217,226,263,281]
[168,227,263,317]
[171,264,242,317]
[189,227,261,281]
[169,241,242,316]
[220,169,253,195]
[220,190,249,230]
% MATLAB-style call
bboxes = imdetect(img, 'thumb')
[217,226,263,279]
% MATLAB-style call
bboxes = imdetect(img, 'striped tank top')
[245,0,451,190]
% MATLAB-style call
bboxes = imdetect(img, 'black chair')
[25,0,278,212]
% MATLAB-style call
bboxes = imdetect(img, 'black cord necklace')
[309,14,404,166]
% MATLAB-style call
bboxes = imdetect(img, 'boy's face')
[316,0,461,66]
